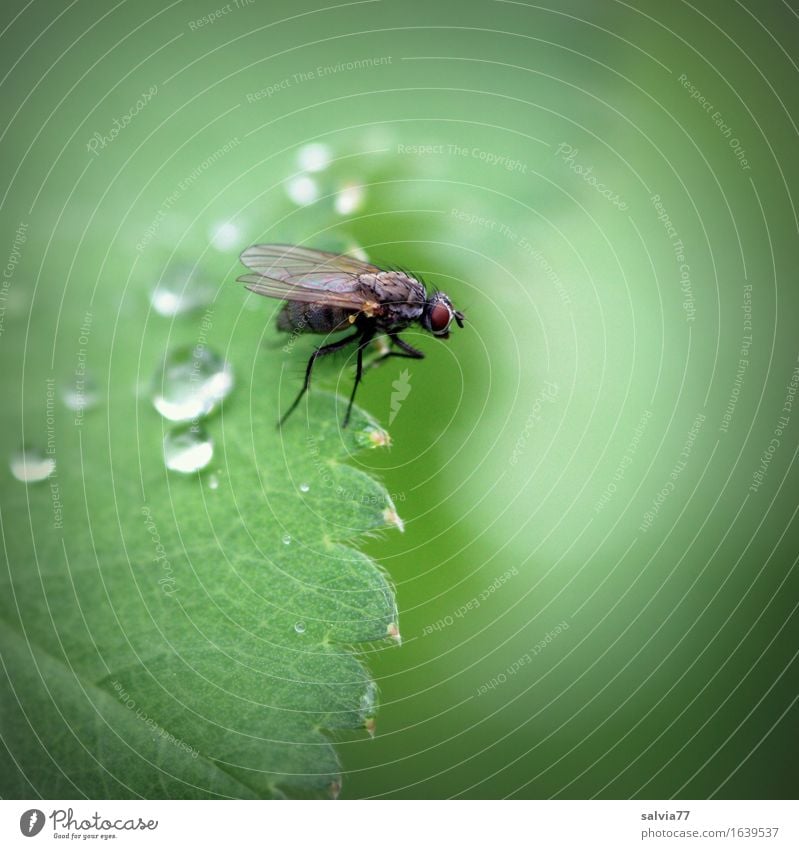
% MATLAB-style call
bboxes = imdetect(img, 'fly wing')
[238,243,384,312]
[239,243,381,286]
[238,273,375,311]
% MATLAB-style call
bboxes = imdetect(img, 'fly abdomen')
[277,301,354,334]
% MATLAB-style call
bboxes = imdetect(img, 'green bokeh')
[1,0,797,799]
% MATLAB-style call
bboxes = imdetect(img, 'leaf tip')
[383,506,404,533]
[362,425,391,448]
[387,621,402,645]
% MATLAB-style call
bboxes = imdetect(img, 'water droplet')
[299,482,310,493]
[285,176,319,206]
[60,372,100,413]
[152,345,233,422]
[282,534,292,545]
[10,448,55,483]
[208,473,220,490]
[334,183,365,215]
[209,222,240,251]
[297,142,332,172]
[163,425,214,473]
[294,621,306,634]
[150,266,214,317]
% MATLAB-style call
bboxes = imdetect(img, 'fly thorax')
[362,271,426,327]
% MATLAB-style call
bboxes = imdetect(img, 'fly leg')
[342,325,377,428]
[279,329,361,427]
[369,332,425,367]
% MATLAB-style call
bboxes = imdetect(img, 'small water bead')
[150,266,214,317]
[282,534,292,545]
[294,621,306,634]
[152,345,233,422]
[297,143,332,173]
[208,473,220,490]
[285,176,319,206]
[163,425,214,473]
[299,482,310,493]
[10,448,55,483]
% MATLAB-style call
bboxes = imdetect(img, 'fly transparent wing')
[239,244,380,288]
[238,273,377,311]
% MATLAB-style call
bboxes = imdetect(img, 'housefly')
[238,244,465,426]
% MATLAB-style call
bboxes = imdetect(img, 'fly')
[238,243,465,426]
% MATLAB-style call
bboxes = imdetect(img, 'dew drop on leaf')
[299,482,310,493]
[294,621,306,634]
[282,534,292,545]
[163,425,214,473]
[208,473,220,490]
[9,448,55,483]
[152,345,233,422]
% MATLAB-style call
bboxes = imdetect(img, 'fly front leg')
[368,332,425,368]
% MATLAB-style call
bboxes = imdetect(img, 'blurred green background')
[1,0,798,799]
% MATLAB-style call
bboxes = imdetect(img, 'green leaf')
[1,282,400,798]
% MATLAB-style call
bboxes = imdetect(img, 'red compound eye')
[429,301,452,334]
